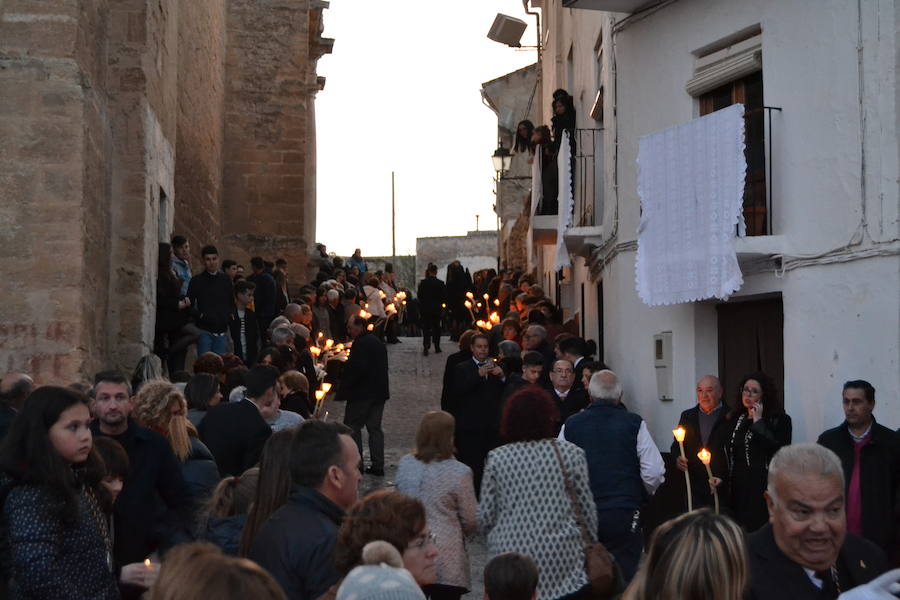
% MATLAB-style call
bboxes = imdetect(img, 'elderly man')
[672,375,730,509]
[546,359,589,428]
[748,443,887,599]
[559,370,665,580]
[817,380,900,556]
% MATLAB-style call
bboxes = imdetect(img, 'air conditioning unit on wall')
[487,14,527,48]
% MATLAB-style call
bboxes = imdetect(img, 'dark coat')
[451,359,505,436]
[182,436,220,511]
[249,487,344,600]
[818,420,900,552]
[327,303,347,342]
[203,514,247,556]
[440,350,471,413]
[247,272,277,325]
[336,332,389,404]
[281,391,312,419]
[91,419,192,566]
[156,271,190,333]
[417,276,447,316]
[228,307,260,366]
[187,270,234,333]
[545,386,590,429]
[722,411,792,531]
[199,400,272,477]
[747,523,886,600]
[0,405,16,442]
[0,478,119,599]
[670,404,731,509]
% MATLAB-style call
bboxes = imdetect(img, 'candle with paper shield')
[314,389,326,416]
[697,448,719,514]
[321,382,332,394]
[493,298,501,307]
[672,427,692,512]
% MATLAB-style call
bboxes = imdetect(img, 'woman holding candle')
[0,386,120,599]
[719,372,792,532]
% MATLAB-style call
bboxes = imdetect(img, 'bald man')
[0,373,34,439]
[671,375,730,510]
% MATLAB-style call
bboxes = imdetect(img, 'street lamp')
[492,143,512,174]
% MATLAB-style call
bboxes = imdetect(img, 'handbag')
[551,440,616,598]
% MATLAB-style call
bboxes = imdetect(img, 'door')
[716,297,784,410]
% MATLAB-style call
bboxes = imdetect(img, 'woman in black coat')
[721,372,792,532]
[155,243,200,373]
[0,386,120,599]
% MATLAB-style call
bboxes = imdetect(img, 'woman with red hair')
[478,387,599,600]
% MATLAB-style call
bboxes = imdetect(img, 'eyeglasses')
[409,531,437,550]
[552,369,573,375]
[741,388,761,396]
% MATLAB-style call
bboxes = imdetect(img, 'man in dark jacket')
[89,371,191,583]
[545,359,589,429]
[452,333,505,492]
[417,263,446,356]
[671,375,731,509]
[247,256,277,334]
[337,316,389,476]
[229,279,260,366]
[199,365,275,476]
[250,420,361,600]
[522,324,555,388]
[817,380,900,556]
[748,443,887,600]
[440,329,477,413]
[187,245,234,355]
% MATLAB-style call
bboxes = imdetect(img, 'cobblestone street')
[321,335,488,596]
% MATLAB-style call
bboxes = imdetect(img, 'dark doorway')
[716,296,784,410]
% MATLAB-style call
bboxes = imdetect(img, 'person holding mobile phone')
[717,372,792,532]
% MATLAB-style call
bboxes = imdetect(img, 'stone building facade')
[0,0,330,384]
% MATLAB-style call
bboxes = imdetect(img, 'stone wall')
[0,0,113,383]
[416,231,499,283]
[0,0,330,383]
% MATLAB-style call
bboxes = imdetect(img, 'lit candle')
[493,298,500,306]
[441,303,446,308]
[315,390,326,401]
[144,558,153,571]
[367,324,374,331]
[317,332,323,338]
[464,300,472,309]
[324,339,334,350]
[489,312,501,325]
[697,448,719,515]
[476,302,482,308]
[673,427,692,512]
[466,291,474,299]
[483,293,489,301]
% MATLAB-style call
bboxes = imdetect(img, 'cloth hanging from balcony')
[555,130,574,270]
[635,103,746,306]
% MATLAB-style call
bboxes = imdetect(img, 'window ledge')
[531,215,558,246]
[735,234,785,260]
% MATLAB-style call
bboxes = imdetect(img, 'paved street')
[321,335,488,596]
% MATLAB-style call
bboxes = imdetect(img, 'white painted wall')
[535,0,900,448]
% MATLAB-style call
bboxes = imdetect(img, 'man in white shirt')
[558,369,665,581]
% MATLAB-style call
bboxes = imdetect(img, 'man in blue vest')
[558,369,665,581]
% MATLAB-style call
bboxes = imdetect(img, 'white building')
[525,0,900,447]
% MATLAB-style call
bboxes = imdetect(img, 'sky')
[315,2,538,257]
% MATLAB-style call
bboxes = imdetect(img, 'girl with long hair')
[201,468,259,555]
[238,428,297,556]
[0,386,119,598]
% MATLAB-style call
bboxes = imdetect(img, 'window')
[700,71,767,236]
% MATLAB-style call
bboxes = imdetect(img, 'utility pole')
[391,171,396,264]
[476,214,480,231]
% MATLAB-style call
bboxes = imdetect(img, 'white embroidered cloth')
[555,130,574,270]
[635,103,747,306]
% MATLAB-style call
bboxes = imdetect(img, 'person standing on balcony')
[532,125,557,215]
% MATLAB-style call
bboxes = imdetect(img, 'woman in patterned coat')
[396,411,478,600]
[0,386,120,599]
[478,387,598,600]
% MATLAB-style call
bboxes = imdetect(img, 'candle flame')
[697,448,711,465]
[673,427,686,443]
[466,292,474,299]
[321,382,332,393]
[489,312,501,324]
[310,347,321,356]
[315,390,326,400]
[493,298,500,306]
[317,332,323,338]
[145,559,152,569]
[464,300,472,309]
[441,303,446,308]
[483,293,489,300]
[367,324,374,331]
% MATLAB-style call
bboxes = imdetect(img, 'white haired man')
[747,443,888,599]
[558,370,664,581]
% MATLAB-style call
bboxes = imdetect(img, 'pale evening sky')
[316,1,538,258]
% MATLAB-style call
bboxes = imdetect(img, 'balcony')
[532,215,557,245]
[561,0,663,11]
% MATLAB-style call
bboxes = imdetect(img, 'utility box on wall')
[654,331,673,401]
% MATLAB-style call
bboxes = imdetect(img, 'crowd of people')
[0,236,898,600]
